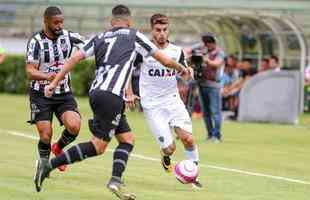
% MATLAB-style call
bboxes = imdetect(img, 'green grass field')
[0,94,309,200]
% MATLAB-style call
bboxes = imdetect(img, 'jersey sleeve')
[26,37,40,64]
[135,31,158,58]
[69,31,85,49]
[80,37,95,58]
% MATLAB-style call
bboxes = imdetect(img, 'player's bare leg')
[51,111,81,172]
[175,127,203,189]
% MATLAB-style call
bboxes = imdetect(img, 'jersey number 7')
[104,37,117,63]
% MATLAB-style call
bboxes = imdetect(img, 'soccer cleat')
[160,152,173,173]
[34,158,52,192]
[51,143,67,172]
[107,179,136,200]
[191,179,203,190]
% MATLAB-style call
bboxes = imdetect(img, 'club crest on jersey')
[148,68,176,77]
[60,39,68,51]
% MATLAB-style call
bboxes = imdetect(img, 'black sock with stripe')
[38,140,51,159]
[57,129,78,149]
[111,143,133,182]
[50,141,97,169]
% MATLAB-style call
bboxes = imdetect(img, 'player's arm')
[135,31,188,74]
[152,51,187,74]
[125,76,139,108]
[45,37,95,97]
[25,38,55,81]
[69,31,85,49]
[45,50,85,96]
[26,63,56,81]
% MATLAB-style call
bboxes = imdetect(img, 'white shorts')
[143,95,192,149]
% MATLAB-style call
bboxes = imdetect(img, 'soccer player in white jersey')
[136,14,202,189]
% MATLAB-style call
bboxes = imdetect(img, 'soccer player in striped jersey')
[134,14,202,189]
[26,6,84,176]
[34,4,191,199]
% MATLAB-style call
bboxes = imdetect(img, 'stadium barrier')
[238,70,301,124]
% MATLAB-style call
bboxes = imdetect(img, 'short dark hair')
[202,32,216,44]
[262,58,269,63]
[150,13,168,27]
[44,6,62,18]
[112,4,131,18]
[228,54,237,61]
[242,58,252,64]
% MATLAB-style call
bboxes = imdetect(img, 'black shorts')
[88,90,131,142]
[28,89,80,125]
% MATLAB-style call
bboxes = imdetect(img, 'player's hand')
[180,68,193,81]
[44,83,56,97]
[46,72,57,81]
[125,93,140,109]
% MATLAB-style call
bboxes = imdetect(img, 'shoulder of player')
[166,43,184,57]
[27,31,42,43]
[167,42,183,51]
[64,29,81,38]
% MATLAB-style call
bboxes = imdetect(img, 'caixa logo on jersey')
[148,68,176,77]
[48,61,65,73]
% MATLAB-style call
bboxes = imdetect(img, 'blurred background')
[1,0,310,123]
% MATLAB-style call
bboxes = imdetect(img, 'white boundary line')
[2,129,310,186]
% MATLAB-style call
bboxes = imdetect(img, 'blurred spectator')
[0,42,5,64]
[221,55,240,113]
[222,59,257,119]
[304,65,310,86]
[269,55,280,72]
[258,58,270,72]
[304,65,310,111]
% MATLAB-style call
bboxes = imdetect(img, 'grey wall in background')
[238,70,301,124]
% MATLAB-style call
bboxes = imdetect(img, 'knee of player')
[39,134,52,144]
[91,138,107,155]
[38,129,52,142]
[162,145,175,156]
[67,122,81,135]
[181,135,194,146]
[122,133,135,145]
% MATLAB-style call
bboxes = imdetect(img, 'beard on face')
[156,36,167,45]
[48,26,63,37]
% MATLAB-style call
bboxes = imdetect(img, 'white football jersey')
[139,43,187,108]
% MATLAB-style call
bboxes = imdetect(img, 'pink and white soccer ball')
[174,160,198,184]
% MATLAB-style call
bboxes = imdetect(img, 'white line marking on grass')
[2,129,310,186]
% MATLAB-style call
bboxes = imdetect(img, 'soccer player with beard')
[135,14,203,189]
[26,6,84,178]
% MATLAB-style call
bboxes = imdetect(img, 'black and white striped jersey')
[81,27,158,98]
[26,29,84,94]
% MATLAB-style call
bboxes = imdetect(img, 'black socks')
[112,143,133,182]
[50,141,97,169]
